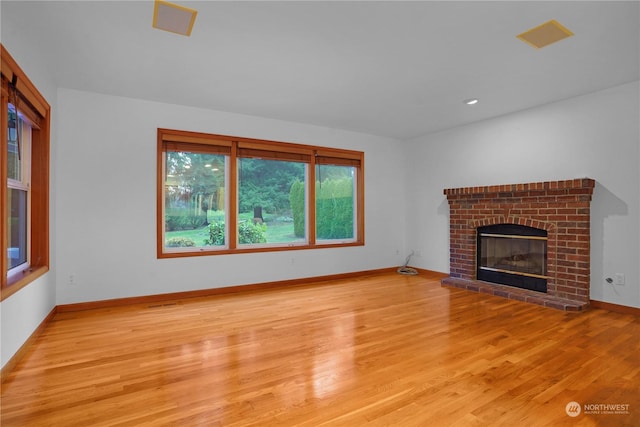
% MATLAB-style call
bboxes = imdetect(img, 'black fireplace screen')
[477,224,548,292]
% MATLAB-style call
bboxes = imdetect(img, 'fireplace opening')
[477,224,548,293]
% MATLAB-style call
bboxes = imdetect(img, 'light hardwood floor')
[1,272,638,426]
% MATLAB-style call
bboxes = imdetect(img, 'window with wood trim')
[1,45,51,300]
[157,129,364,257]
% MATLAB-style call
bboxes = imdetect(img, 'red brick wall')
[444,178,595,303]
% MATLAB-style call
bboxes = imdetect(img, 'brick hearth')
[441,178,595,311]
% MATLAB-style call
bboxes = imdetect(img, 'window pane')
[8,188,28,270]
[164,151,226,249]
[316,165,355,242]
[238,158,306,245]
[7,104,20,181]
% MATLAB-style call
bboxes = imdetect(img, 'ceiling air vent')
[517,19,574,49]
[153,0,198,37]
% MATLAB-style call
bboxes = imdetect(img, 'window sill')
[158,240,364,259]
[1,266,49,301]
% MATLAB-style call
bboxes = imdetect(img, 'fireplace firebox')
[477,224,547,293]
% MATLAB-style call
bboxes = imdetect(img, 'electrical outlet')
[69,274,76,286]
[614,273,625,285]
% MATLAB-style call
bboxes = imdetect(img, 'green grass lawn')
[165,218,302,247]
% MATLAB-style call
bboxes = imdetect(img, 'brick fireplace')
[441,178,595,311]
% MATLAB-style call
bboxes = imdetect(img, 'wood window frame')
[157,128,364,258]
[1,45,51,300]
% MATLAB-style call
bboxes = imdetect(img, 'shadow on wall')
[437,198,449,217]
[590,181,628,301]
[438,197,450,273]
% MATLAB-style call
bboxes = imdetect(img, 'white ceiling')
[3,1,639,140]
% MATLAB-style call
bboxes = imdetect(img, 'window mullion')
[309,155,317,245]
[228,142,238,250]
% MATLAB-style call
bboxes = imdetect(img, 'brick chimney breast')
[442,178,595,311]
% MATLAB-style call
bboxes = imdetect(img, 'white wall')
[54,89,406,305]
[404,81,640,308]
[0,31,58,368]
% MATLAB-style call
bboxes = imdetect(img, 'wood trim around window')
[1,44,51,300]
[0,86,6,287]
[157,128,364,258]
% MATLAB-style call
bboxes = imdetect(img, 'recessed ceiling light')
[153,0,198,37]
[464,98,479,105]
